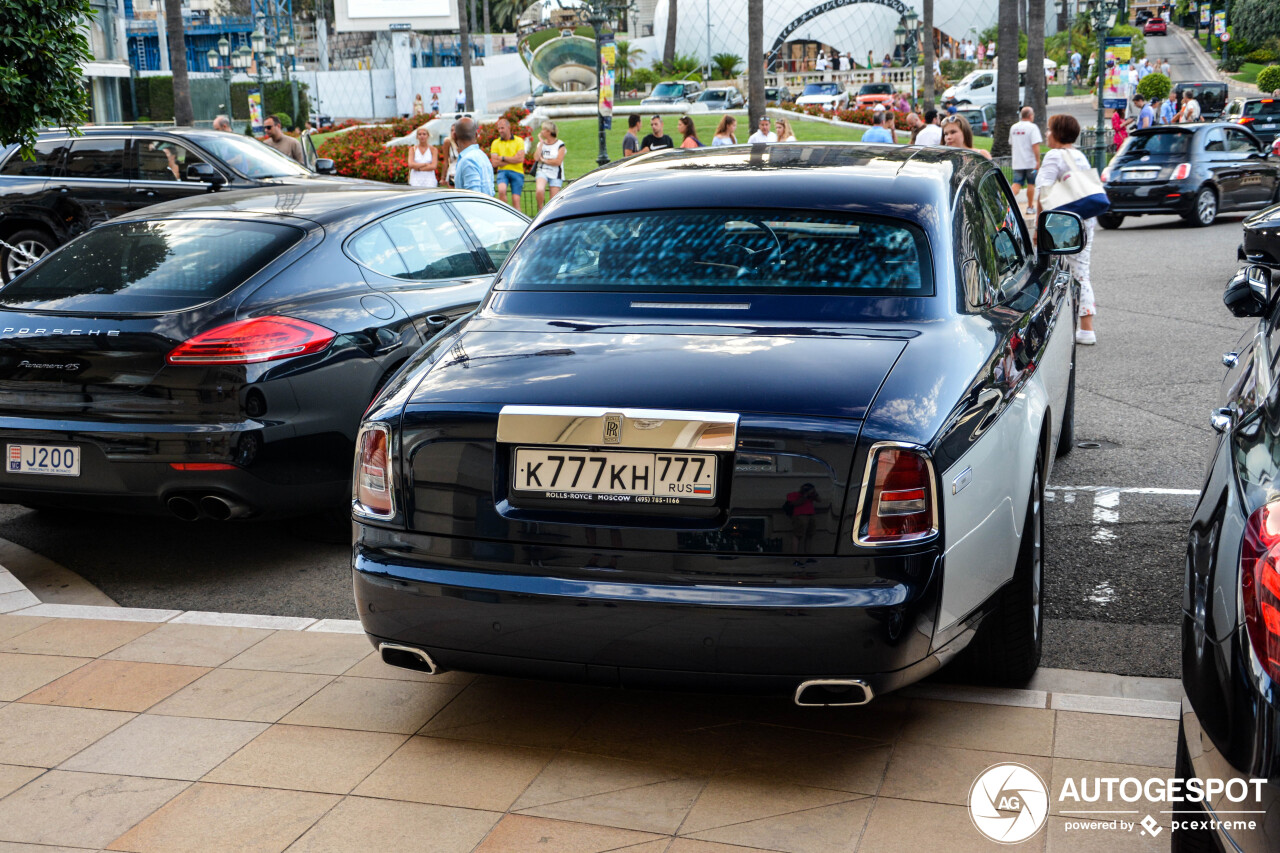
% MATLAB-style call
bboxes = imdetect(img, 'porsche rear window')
[498,210,932,295]
[0,219,302,313]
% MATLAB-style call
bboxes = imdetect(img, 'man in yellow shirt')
[489,118,528,209]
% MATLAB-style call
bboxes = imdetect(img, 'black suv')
[1225,96,1280,144]
[1174,81,1230,121]
[0,127,365,282]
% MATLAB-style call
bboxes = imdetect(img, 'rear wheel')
[1096,212,1124,229]
[1183,187,1218,227]
[954,452,1045,685]
[1,228,54,283]
[1172,721,1220,853]
[1057,357,1075,457]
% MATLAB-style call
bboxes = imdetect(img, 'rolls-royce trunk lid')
[398,328,907,556]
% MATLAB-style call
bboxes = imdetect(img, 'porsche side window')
[358,204,484,281]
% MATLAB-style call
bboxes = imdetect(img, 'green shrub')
[272,112,293,130]
[1136,72,1171,101]
[939,59,974,80]
[1247,48,1277,64]
[229,81,309,126]
[1257,64,1280,93]
[711,52,742,79]
[629,67,658,88]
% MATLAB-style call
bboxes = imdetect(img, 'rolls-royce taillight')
[353,423,394,519]
[1241,501,1280,681]
[857,444,937,545]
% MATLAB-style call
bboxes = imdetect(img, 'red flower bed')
[781,102,912,131]
[317,107,536,185]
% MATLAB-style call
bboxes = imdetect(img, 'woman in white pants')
[1036,113,1098,345]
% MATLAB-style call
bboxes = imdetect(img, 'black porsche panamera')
[0,184,528,520]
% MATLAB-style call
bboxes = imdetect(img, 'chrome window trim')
[496,405,739,451]
[852,440,941,547]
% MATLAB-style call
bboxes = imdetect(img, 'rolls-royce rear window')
[0,219,302,313]
[498,210,932,295]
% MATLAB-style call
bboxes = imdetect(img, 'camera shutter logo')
[969,762,1050,844]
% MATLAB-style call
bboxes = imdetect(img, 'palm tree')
[992,0,1019,157]
[922,0,935,112]
[1026,0,1046,136]
[615,41,644,88]
[663,0,677,67]
[747,0,764,130]
[460,0,474,111]
[166,0,193,126]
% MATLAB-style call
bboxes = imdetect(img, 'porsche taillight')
[858,445,937,544]
[167,316,336,365]
[1172,163,1191,180]
[353,423,394,519]
[1242,502,1280,681]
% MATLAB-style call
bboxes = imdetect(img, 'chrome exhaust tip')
[794,679,874,707]
[378,643,440,675]
[199,495,251,521]
[166,495,200,522]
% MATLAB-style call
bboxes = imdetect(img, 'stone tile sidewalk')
[0,563,1186,852]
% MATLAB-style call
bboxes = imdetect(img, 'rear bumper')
[352,526,960,696]
[1104,181,1197,215]
[0,417,349,517]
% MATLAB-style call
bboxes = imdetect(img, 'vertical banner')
[599,36,615,131]
[248,88,265,134]
[1200,5,1210,25]
[1213,11,1226,35]
[1102,37,1131,110]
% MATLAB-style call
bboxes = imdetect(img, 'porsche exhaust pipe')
[199,495,251,521]
[378,643,440,675]
[166,495,200,522]
[794,679,874,707]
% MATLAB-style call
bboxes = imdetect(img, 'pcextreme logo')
[968,763,1050,844]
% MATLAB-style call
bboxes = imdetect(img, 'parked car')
[795,82,850,111]
[0,127,366,284]
[1143,16,1167,35]
[523,83,559,111]
[640,80,702,107]
[693,87,745,111]
[1099,123,1280,228]
[1175,81,1230,120]
[853,82,895,110]
[0,185,528,520]
[1224,96,1280,145]
[764,86,794,106]
[957,104,997,137]
[941,69,1024,108]
[353,144,1085,702]
[1178,212,1280,852]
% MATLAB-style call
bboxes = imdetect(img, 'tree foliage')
[1135,72,1171,101]
[1258,64,1280,94]
[712,53,742,79]
[1235,0,1280,50]
[0,0,94,157]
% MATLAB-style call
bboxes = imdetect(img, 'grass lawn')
[552,112,991,179]
[1233,62,1266,84]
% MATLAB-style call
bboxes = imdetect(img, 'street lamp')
[277,35,299,121]
[208,36,233,118]
[1087,0,1118,170]
[896,10,921,107]
[566,0,634,168]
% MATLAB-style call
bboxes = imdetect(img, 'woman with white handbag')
[1036,113,1110,346]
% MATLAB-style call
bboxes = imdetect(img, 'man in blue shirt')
[862,111,897,144]
[452,118,494,196]
[1134,93,1156,130]
[1159,90,1179,125]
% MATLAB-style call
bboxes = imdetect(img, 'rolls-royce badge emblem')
[603,413,622,444]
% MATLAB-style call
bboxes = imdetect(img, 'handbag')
[1040,151,1111,219]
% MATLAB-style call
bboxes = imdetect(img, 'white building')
[652,0,1009,70]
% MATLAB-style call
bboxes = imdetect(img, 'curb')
[0,555,1183,719]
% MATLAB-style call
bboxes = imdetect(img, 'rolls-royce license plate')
[513,447,716,502]
[7,444,80,476]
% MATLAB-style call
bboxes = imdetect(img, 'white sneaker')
[1075,329,1096,345]
[1025,205,1035,215]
